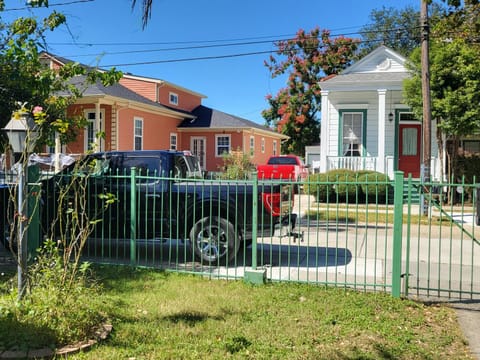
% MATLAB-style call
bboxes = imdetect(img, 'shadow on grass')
[0,317,56,352]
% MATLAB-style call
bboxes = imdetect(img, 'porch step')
[403,181,421,204]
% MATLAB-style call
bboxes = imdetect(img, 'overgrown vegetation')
[218,150,255,180]
[0,267,471,359]
[0,155,115,350]
[0,241,109,350]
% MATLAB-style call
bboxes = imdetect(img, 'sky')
[4,0,420,124]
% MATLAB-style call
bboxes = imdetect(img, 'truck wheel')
[190,216,239,264]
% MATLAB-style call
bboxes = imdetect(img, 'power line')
[101,50,276,67]
[3,0,95,11]
[56,25,420,64]
[90,37,419,68]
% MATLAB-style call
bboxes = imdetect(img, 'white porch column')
[95,102,102,151]
[320,90,329,173]
[377,89,387,174]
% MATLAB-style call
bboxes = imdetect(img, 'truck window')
[174,155,203,180]
[73,157,110,177]
[269,157,297,165]
[173,156,188,178]
[113,157,160,176]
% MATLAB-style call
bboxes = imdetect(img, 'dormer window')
[169,92,178,106]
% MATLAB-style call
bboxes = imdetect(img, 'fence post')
[251,171,258,270]
[244,171,266,284]
[130,167,137,265]
[392,171,404,298]
[26,164,40,255]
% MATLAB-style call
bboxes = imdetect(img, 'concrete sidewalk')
[451,301,480,360]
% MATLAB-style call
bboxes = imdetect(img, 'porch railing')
[326,156,379,172]
[326,156,439,181]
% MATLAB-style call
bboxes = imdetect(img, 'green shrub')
[325,169,359,202]
[357,171,392,204]
[304,173,335,202]
[306,169,392,204]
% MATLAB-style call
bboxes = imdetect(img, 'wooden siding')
[157,84,202,112]
[119,78,202,112]
[119,78,157,102]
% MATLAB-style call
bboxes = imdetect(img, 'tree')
[262,28,359,156]
[403,2,480,187]
[359,6,423,57]
[358,3,448,58]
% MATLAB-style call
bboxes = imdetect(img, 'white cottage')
[319,45,441,181]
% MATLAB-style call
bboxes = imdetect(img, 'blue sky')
[5,0,419,123]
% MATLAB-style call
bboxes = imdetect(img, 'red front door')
[398,124,421,178]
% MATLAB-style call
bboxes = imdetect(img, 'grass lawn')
[44,265,472,359]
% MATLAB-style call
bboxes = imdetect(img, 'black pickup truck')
[4,150,297,264]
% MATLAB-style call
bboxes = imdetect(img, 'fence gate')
[401,177,480,300]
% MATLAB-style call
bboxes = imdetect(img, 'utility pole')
[421,0,432,184]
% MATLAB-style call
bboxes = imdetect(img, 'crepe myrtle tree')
[0,0,120,303]
[262,28,359,156]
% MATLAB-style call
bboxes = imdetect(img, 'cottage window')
[169,92,179,105]
[273,140,277,156]
[134,118,143,150]
[250,136,255,156]
[216,135,230,157]
[342,112,363,157]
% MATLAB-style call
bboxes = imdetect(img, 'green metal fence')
[2,168,479,300]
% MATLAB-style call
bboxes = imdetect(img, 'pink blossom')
[33,106,43,114]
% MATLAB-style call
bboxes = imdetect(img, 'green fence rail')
[1,168,479,300]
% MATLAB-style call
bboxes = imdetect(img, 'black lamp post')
[2,111,38,300]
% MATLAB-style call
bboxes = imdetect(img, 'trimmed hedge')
[305,169,392,204]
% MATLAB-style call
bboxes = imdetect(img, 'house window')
[340,111,365,157]
[462,140,480,155]
[261,138,265,153]
[170,133,177,150]
[399,112,417,122]
[250,136,255,156]
[134,117,143,150]
[169,92,178,106]
[273,140,277,156]
[216,134,230,157]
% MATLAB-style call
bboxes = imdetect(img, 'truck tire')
[190,216,240,264]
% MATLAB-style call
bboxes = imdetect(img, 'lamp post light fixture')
[3,111,38,154]
[2,110,38,300]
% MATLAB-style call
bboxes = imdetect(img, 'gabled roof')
[343,45,407,74]
[320,45,410,91]
[40,51,207,99]
[61,75,194,119]
[179,105,288,139]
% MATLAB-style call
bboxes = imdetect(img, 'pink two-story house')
[40,52,288,172]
